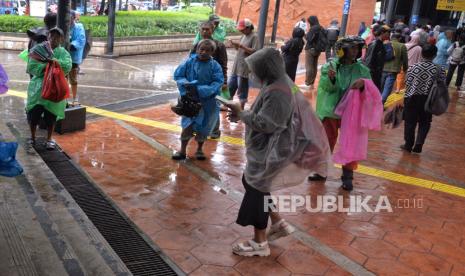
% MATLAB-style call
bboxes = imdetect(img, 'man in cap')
[193,14,226,44]
[312,36,371,191]
[363,25,392,90]
[228,18,259,109]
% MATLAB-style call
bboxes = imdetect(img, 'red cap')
[237,18,253,31]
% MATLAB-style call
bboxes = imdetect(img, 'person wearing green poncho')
[26,27,72,150]
[193,14,226,45]
[311,36,371,191]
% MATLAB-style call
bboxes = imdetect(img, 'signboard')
[29,0,46,17]
[437,0,465,11]
[343,0,351,15]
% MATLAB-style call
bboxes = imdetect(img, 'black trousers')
[236,176,271,230]
[284,56,299,82]
[403,95,433,148]
[446,63,465,87]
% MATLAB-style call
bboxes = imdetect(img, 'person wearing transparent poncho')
[223,48,331,257]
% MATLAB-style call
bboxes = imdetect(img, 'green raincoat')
[26,46,72,120]
[316,58,371,120]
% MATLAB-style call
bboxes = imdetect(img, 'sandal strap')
[233,240,268,252]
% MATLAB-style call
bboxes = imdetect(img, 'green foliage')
[0,9,237,37]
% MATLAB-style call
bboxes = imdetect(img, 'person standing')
[228,19,259,109]
[445,33,465,89]
[191,22,228,139]
[363,25,391,91]
[313,36,371,191]
[69,10,86,105]
[326,20,340,61]
[405,34,423,66]
[26,28,72,150]
[381,33,408,103]
[305,16,326,89]
[281,27,305,81]
[193,14,226,44]
[433,31,453,68]
[172,39,224,160]
[402,44,446,154]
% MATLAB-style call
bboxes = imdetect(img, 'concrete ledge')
[0,32,242,57]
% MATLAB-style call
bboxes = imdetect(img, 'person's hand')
[227,111,241,123]
[351,79,365,90]
[328,68,336,80]
[224,101,242,115]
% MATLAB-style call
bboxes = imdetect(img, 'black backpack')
[83,29,93,60]
[315,28,329,52]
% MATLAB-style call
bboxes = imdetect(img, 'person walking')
[281,27,305,81]
[228,19,259,109]
[445,33,465,89]
[304,16,326,89]
[364,25,392,91]
[224,48,330,257]
[381,33,408,103]
[69,10,86,105]
[326,20,340,61]
[26,28,72,150]
[402,44,446,154]
[172,39,224,160]
[191,21,228,139]
[312,36,372,191]
[433,31,453,69]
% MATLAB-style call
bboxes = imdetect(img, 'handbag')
[424,65,449,115]
[384,104,403,129]
[41,60,70,103]
[171,85,202,118]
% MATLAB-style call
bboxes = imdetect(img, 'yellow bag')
[384,90,405,109]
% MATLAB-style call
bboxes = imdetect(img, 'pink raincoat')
[333,79,383,165]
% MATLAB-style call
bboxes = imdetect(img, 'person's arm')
[173,59,191,96]
[26,57,47,77]
[239,89,293,134]
[71,25,86,50]
[281,39,292,54]
[318,62,338,93]
[196,61,224,99]
[54,47,72,75]
[401,44,409,72]
[217,43,228,84]
[306,27,316,45]
[239,35,258,55]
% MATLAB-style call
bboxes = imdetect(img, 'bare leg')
[254,228,267,243]
[29,123,38,142]
[46,123,55,141]
[179,139,189,154]
[71,84,78,103]
[270,211,282,225]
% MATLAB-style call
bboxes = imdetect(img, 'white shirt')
[295,21,307,32]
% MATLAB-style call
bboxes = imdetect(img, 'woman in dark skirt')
[224,48,331,257]
[281,27,305,81]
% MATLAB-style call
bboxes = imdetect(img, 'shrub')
[0,10,238,37]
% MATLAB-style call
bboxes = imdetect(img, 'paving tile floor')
[54,74,465,275]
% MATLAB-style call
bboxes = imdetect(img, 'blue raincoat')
[433,33,451,68]
[69,22,86,65]
[174,54,224,136]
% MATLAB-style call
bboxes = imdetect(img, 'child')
[172,39,224,160]
[26,27,72,150]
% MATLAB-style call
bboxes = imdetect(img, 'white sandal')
[232,240,270,257]
[267,219,295,242]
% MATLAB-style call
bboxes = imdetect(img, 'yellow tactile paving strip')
[7,89,465,198]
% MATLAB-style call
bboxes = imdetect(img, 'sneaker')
[412,144,423,153]
[195,151,206,161]
[400,144,412,153]
[232,240,270,257]
[267,219,295,242]
[46,140,56,150]
[25,138,36,154]
[172,152,187,160]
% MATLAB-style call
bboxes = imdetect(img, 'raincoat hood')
[245,48,286,85]
[407,34,421,46]
[308,16,319,26]
[292,27,305,39]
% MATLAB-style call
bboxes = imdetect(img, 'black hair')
[197,39,216,52]
[44,13,57,30]
[421,44,438,59]
[391,33,402,41]
[200,21,215,30]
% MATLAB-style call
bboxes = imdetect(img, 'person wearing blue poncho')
[172,39,224,161]
[433,31,453,68]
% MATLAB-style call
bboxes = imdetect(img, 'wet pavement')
[2,50,465,275]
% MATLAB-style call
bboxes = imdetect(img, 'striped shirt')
[405,60,446,98]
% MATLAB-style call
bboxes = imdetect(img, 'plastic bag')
[220,87,230,100]
[41,60,70,102]
[18,49,29,62]
[0,64,8,95]
[384,104,404,129]
[0,142,23,177]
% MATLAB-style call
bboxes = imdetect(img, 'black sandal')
[172,152,187,160]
